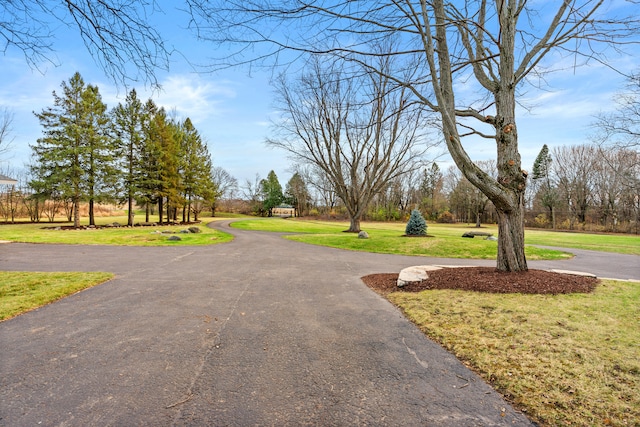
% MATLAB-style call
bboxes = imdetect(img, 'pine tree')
[31,72,110,228]
[405,209,427,236]
[260,170,283,217]
[82,84,112,226]
[112,88,145,226]
[179,117,214,222]
[532,144,558,228]
[138,99,162,222]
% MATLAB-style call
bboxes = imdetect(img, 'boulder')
[167,235,182,241]
[462,231,493,239]
[358,231,369,239]
[188,226,201,234]
[397,265,443,287]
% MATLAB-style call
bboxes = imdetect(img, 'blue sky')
[1,2,638,188]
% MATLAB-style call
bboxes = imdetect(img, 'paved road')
[0,222,637,426]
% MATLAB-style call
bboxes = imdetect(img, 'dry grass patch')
[386,280,640,426]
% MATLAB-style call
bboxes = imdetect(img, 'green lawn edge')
[0,271,114,321]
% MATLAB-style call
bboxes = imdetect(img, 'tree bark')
[73,196,80,228]
[496,198,527,272]
[127,196,134,227]
[346,216,361,233]
[89,199,95,226]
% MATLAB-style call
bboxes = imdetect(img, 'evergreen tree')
[31,72,110,227]
[147,108,181,223]
[532,144,558,228]
[138,99,162,222]
[405,209,427,236]
[82,84,113,226]
[112,88,145,226]
[179,117,214,222]
[260,170,283,217]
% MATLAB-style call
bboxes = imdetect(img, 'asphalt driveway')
[0,220,637,426]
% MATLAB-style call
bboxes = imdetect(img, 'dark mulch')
[362,267,599,295]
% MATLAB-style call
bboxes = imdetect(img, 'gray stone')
[462,231,493,238]
[397,265,443,287]
[167,235,182,241]
[358,231,369,239]
[188,226,201,233]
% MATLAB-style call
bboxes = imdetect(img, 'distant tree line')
[223,143,638,235]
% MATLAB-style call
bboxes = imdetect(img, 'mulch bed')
[362,267,599,295]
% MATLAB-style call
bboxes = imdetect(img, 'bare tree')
[593,72,640,150]
[592,72,640,192]
[210,166,238,216]
[552,145,597,229]
[2,0,171,86]
[268,57,433,232]
[186,0,639,270]
[0,108,14,160]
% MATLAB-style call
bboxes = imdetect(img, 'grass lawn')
[388,280,640,426]
[524,228,640,255]
[0,216,234,246]
[0,271,114,321]
[232,218,572,260]
[233,217,640,257]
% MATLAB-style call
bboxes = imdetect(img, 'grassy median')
[0,216,233,246]
[0,271,114,321]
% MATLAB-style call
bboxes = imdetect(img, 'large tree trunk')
[429,0,528,272]
[495,200,527,272]
[346,216,361,233]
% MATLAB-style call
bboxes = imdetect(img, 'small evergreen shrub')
[405,209,427,236]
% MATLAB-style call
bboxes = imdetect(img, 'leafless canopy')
[268,56,435,231]
[0,107,14,160]
[1,0,171,86]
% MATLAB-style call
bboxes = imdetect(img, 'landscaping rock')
[397,265,443,287]
[167,235,182,241]
[188,226,201,233]
[462,231,493,238]
[358,231,369,239]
